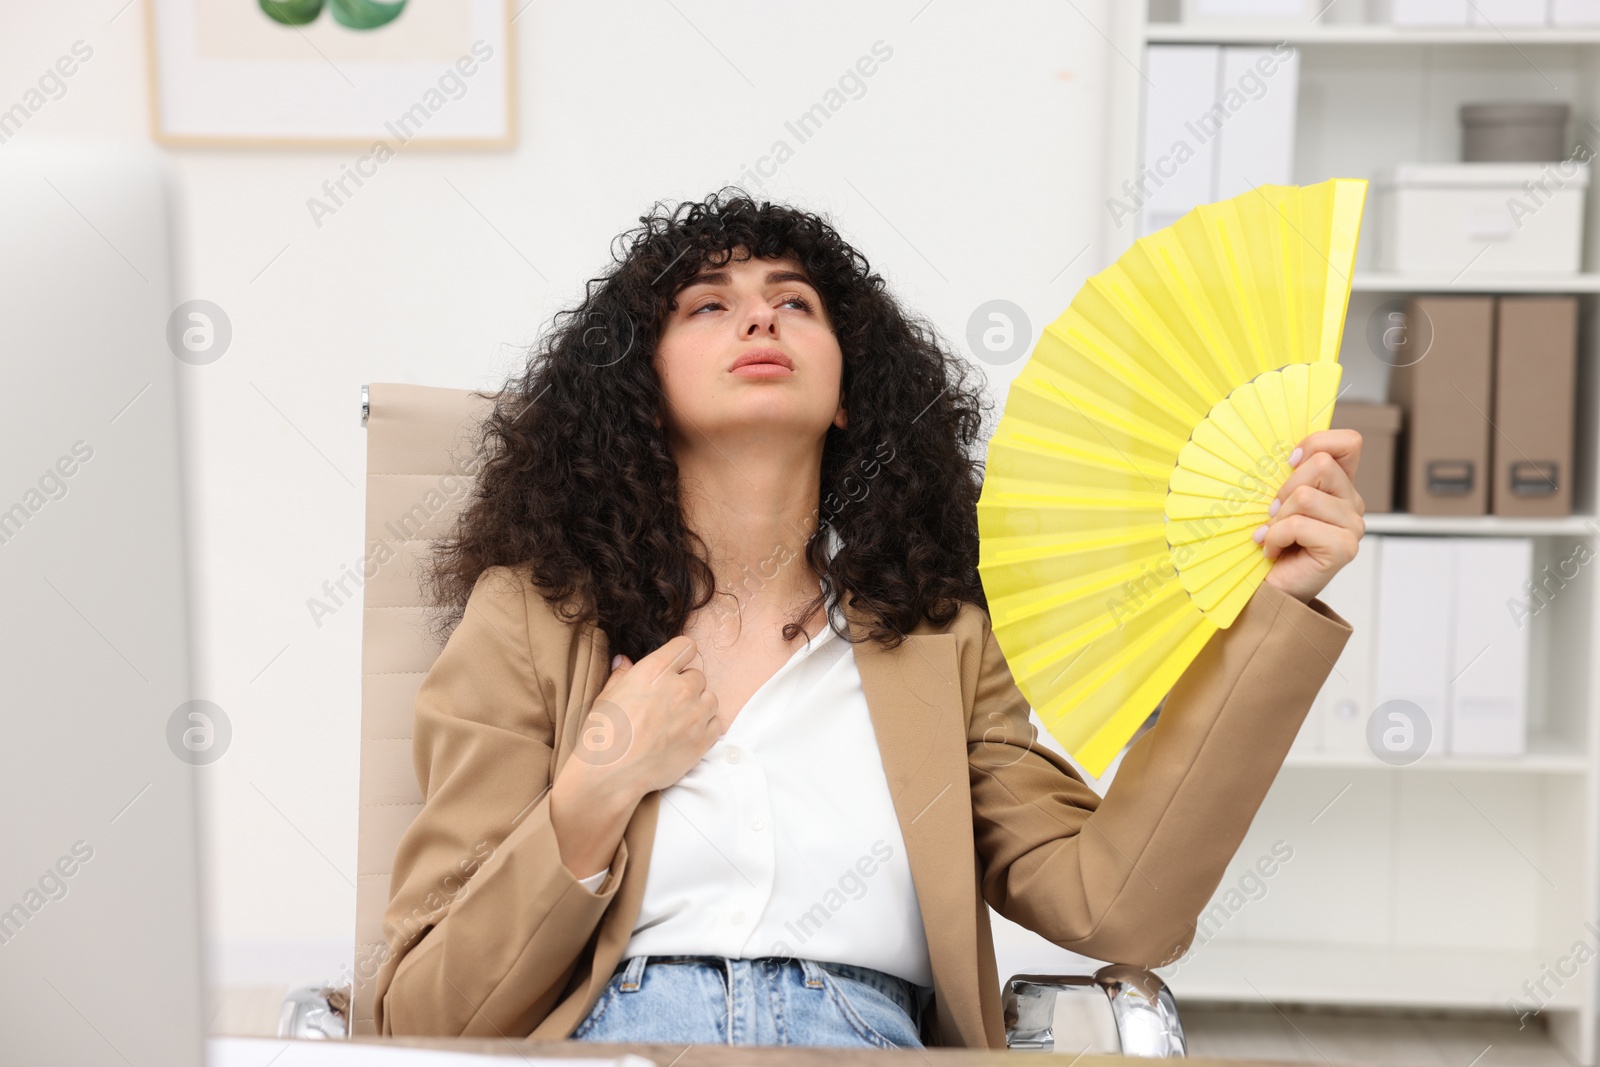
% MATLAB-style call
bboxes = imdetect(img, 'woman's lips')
[730,362,794,377]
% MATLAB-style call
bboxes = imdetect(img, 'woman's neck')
[675,437,827,622]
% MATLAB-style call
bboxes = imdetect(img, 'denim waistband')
[621,954,927,1022]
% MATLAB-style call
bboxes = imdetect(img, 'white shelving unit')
[1362,512,1600,535]
[1355,273,1600,293]
[1082,6,1600,1064]
[1146,24,1600,44]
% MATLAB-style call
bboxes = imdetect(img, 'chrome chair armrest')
[1003,965,1184,1057]
[278,982,351,1039]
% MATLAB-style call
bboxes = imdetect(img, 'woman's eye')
[690,295,813,314]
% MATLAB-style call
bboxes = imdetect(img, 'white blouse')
[572,530,933,988]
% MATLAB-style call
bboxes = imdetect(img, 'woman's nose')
[744,304,778,335]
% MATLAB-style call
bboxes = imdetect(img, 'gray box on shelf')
[1388,295,1496,516]
[1461,102,1569,162]
[1491,295,1579,517]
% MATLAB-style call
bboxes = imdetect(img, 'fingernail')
[1253,524,1268,544]
[1268,498,1281,518]
[1288,447,1303,468]
[611,654,623,669]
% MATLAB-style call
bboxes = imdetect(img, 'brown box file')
[1491,296,1578,517]
[1388,295,1495,516]
[1329,400,1402,512]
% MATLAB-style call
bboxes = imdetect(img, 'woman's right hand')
[579,635,723,796]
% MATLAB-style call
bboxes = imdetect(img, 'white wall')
[1,0,1123,987]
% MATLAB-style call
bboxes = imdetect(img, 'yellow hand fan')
[976,178,1367,778]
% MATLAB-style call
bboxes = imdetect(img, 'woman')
[370,189,1363,1048]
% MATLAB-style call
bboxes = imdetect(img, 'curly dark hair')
[420,186,996,658]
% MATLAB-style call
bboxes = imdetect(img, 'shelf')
[1283,736,1589,774]
[1363,512,1600,537]
[1156,942,1583,1011]
[1146,22,1600,45]
[1354,272,1600,294]
[1115,7,1600,1057]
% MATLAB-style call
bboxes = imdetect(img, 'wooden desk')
[349,1035,1313,1067]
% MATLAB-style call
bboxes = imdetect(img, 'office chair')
[277,383,1186,1057]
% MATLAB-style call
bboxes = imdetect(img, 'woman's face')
[654,249,847,450]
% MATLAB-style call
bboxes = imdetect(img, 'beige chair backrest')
[351,383,495,1036]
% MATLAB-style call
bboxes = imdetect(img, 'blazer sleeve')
[372,565,629,1038]
[967,578,1353,967]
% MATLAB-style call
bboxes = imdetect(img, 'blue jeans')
[569,954,931,1048]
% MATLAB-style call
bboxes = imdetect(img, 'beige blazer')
[371,564,1353,1048]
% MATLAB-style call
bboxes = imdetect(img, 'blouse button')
[726,748,742,764]
[750,817,764,831]
[731,910,747,924]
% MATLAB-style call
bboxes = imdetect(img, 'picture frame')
[144,0,516,149]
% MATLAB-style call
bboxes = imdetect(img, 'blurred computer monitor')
[0,140,207,1066]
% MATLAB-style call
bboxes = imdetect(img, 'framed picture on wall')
[144,0,516,149]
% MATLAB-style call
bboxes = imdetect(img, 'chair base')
[278,983,349,1039]
[1002,965,1185,1057]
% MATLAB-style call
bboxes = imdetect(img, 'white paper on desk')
[209,1036,659,1067]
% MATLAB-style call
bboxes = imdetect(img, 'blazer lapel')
[842,597,985,1047]
[560,601,983,1046]
[568,624,661,1022]
[521,620,648,1039]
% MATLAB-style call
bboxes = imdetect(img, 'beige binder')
[1388,296,1495,516]
[1491,296,1578,517]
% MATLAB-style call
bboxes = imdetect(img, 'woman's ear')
[833,397,848,430]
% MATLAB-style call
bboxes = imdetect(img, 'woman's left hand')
[1259,428,1366,605]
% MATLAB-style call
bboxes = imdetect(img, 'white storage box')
[1469,0,1553,25]
[1374,162,1588,274]
[1182,0,1320,19]
[1552,0,1600,24]
[1369,0,1470,24]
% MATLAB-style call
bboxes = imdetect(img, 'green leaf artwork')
[259,0,409,30]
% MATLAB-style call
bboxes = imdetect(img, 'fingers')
[1261,510,1361,567]
[701,692,724,737]
[1288,428,1363,494]
[645,635,700,682]
[1268,479,1365,541]
[1275,439,1365,517]
[677,666,707,694]
[1262,453,1365,563]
